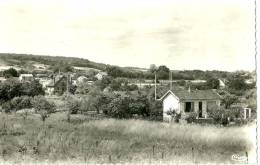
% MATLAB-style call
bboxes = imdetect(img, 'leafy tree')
[75,82,91,94]
[227,77,247,91]
[21,80,45,96]
[157,65,170,79]
[149,64,157,73]
[95,76,112,90]
[221,94,238,109]
[67,97,81,114]
[105,66,124,77]
[0,79,22,102]
[3,68,18,78]
[206,77,220,89]
[32,96,55,113]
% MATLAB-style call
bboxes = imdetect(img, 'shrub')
[106,96,132,119]
[1,101,13,113]
[32,96,55,113]
[208,106,224,124]
[185,112,198,123]
[39,110,50,124]
[67,97,81,114]
[10,96,32,111]
[148,100,163,121]
[166,109,181,123]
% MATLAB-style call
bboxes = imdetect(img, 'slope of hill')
[0,53,108,71]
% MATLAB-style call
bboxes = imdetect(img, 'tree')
[87,87,103,114]
[0,79,22,102]
[221,94,239,109]
[32,96,55,113]
[206,78,220,89]
[67,97,81,114]
[21,80,45,96]
[75,82,91,94]
[95,76,112,90]
[157,65,170,79]
[149,64,157,73]
[227,76,247,91]
[3,68,18,78]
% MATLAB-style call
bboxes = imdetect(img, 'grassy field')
[0,112,256,164]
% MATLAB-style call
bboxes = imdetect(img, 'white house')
[159,89,222,122]
[19,74,34,82]
[77,76,88,84]
[95,72,108,80]
[218,79,226,89]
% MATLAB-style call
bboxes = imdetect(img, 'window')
[185,102,194,112]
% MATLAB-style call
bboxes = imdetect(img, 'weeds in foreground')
[0,112,255,164]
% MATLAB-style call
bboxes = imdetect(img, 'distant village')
[0,62,256,125]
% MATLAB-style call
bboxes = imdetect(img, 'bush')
[185,112,198,123]
[11,96,32,111]
[32,96,55,113]
[1,96,32,112]
[166,109,181,123]
[1,101,13,113]
[208,106,225,124]
[67,97,81,114]
[148,100,163,121]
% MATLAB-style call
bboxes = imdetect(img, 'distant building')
[218,79,226,89]
[159,89,222,122]
[19,74,34,82]
[95,72,108,80]
[77,76,88,84]
[46,74,73,95]
[0,77,6,83]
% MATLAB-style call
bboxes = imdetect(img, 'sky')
[0,0,256,71]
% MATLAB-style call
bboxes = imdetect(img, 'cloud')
[0,0,255,71]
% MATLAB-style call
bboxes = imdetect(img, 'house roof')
[20,74,33,77]
[96,72,108,76]
[160,89,222,101]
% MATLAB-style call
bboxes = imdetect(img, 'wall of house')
[180,100,220,118]
[163,94,179,122]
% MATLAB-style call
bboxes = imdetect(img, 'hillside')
[0,53,109,71]
[0,53,255,81]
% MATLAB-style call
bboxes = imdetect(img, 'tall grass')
[0,112,256,164]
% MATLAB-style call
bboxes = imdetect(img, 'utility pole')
[169,70,172,90]
[154,71,157,100]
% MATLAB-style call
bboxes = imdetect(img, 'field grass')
[0,112,256,164]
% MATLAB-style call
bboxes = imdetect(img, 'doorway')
[199,102,203,118]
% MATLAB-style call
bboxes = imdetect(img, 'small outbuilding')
[159,89,222,122]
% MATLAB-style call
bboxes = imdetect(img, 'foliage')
[0,113,252,163]
[207,106,225,124]
[1,101,13,113]
[67,97,81,114]
[75,82,91,94]
[21,80,45,96]
[0,79,45,102]
[166,109,181,123]
[3,68,18,78]
[0,79,22,102]
[221,94,238,109]
[32,96,55,113]
[206,77,220,89]
[185,112,198,123]
[157,65,170,79]
[148,100,163,121]
[227,76,247,91]
[39,110,49,123]
[95,76,112,90]
[10,96,32,111]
